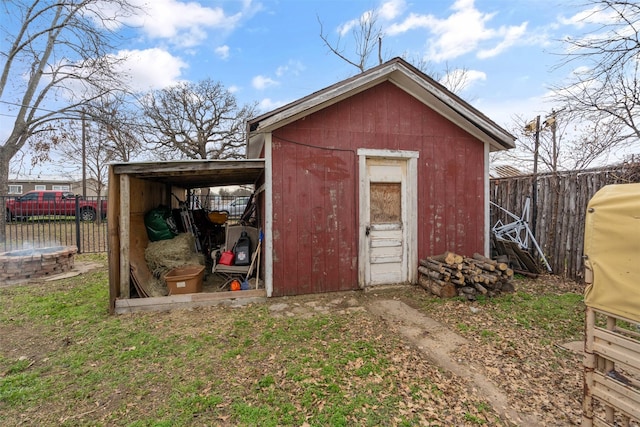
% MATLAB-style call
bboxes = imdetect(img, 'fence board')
[490,163,640,280]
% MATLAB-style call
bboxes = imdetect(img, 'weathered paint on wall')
[270,81,485,296]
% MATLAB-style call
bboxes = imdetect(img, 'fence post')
[75,195,81,253]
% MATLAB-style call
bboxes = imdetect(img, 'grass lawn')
[0,254,587,426]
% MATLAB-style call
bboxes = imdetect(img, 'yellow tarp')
[584,183,640,322]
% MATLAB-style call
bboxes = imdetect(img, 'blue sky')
[4,0,631,175]
[108,0,595,126]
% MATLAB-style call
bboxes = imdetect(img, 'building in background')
[7,176,106,197]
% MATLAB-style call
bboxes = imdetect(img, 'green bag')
[144,206,178,241]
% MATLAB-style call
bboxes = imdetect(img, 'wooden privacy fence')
[489,163,640,281]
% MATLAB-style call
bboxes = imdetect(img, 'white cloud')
[252,75,279,90]
[378,0,406,20]
[114,0,254,48]
[465,69,487,85]
[114,48,188,91]
[215,45,230,60]
[440,68,486,92]
[386,0,527,62]
[477,22,528,59]
[258,98,288,112]
[338,12,371,37]
[386,12,435,35]
[50,47,187,100]
[556,4,637,55]
[275,60,305,77]
[558,5,619,28]
[572,65,591,76]
[338,0,406,37]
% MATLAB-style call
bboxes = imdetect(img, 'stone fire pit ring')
[0,246,77,283]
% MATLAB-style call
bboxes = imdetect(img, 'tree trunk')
[0,146,11,244]
[95,182,104,226]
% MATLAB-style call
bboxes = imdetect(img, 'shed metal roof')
[110,159,265,189]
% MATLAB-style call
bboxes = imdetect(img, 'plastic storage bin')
[165,265,205,295]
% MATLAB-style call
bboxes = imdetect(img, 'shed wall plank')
[271,81,485,296]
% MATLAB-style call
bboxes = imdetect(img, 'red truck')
[5,190,107,222]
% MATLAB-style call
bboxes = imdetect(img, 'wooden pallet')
[493,238,542,275]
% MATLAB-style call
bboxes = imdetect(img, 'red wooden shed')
[247,57,515,297]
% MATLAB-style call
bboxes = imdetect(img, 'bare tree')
[51,117,112,222]
[551,0,640,151]
[494,1,640,174]
[437,63,477,95]
[319,9,474,95]
[141,79,257,160]
[89,95,143,163]
[318,9,383,73]
[48,94,142,218]
[404,55,476,94]
[491,108,628,173]
[0,0,138,238]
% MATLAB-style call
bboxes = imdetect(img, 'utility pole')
[549,110,557,172]
[526,115,541,242]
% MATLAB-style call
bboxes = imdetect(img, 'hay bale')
[145,233,204,278]
[146,277,168,297]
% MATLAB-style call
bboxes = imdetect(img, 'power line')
[0,99,70,115]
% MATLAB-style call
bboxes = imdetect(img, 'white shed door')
[364,159,407,285]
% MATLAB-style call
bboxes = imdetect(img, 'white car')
[220,196,250,219]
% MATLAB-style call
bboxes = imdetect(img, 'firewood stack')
[418,251,515,300]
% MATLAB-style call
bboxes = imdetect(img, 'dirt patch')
[366,299,540,426]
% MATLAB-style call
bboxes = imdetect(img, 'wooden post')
[582,306,595,427]
[605,315,616,424]
[531,115,540,244]
[107,166,121,314]
[119,174,131,299]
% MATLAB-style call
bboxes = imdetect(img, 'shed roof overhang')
[247,57,516,158]
[110,159,265,189]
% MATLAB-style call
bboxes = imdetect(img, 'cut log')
[431,251,464,265]
[450,277,465,286]
[418,251,515,299]
[477,273,497,284]
[450,270,464,280]
[495,254,509,264]
[474,283,488,295]
[420,259,446,273]
[420,258,462,274]
[461,265,481,275]
[468,259,496,272]
[418,275,457,298]
[473,252,496,264]
[472,253,509,271]
[473,253,508,270]
[418,266,446,281]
